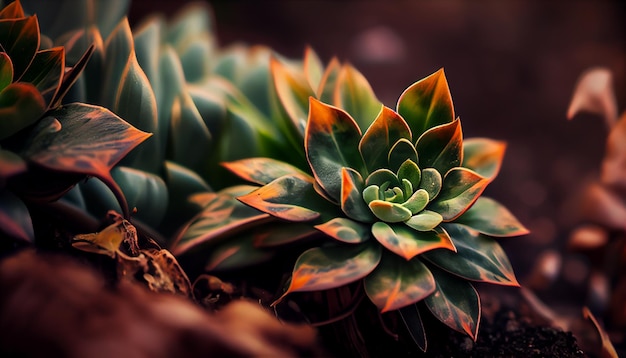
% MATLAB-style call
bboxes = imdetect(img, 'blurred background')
[130,0,625,300]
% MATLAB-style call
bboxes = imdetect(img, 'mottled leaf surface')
[372,222,455,260]
[359,106,411,173]
[341,167,375,222]
[415,119,463,176]
[222,157,311,186]
[455,197,528,237]
[315,217,371,244]
[428,167,489,221]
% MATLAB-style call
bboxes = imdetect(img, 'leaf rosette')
[224,69,529,348]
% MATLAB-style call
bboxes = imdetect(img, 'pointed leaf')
[365,168,400,188]
[51,43,95,108]
[0,190,34,243]
[359,106,411,172]
[278,242,382,298]
[315,217,371,244]
[0,16,39,80]
[455,197,529,237]
[397,159,421,190]
[364,253,435,312]
[169,93,212,173]
[333,64,381,131]
[402,189,429,215]
[399,304,427,352]
[369,200,412,223]
[19,47,64,107]
[405,210,443,231]
[0,52,13,90]
[0,82,45,140]
[388,138,418,173]
[419,168,442,201]
[397,68,454,139]
[317,57,340,102]
[271,56,315,136]
[462,138,506,181]
[424,267,480,339]
[238,175,329,222]
[415,119,463,176]
[111,166,168,228]
[372,222,455,260]
[254,222,319,247]
[424,223,519,286]
[0,1,25,19]
[341,167,375,222]
[428,167,489,221]
[222,157,311,186]
[306,97,365,201]
[303,46,323,93]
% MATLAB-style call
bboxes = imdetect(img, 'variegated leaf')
[427,167,489,221]
[315,217,371,244]
[455,197,529,237]
[462,138,506,181]
[222,157,311,186]
[415,119,463,176]
[372,222,455,260]
[333,64,382,132]
[388,138,418,173]
[0,15,39,80]
[341,167,375,222]
[253,222,319,247]
[316,57,340,102]
[19,47,64,107]
[0,52,12,90]
[359,106,411,173]
[0,82,46,140]
[271,56,315,136]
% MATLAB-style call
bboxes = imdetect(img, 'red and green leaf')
[415,119,463,176]
[316,57,340,102]
[455,197,529,237]
[424,267,480,340]
[222,157,311,186]
[397,68,454,140]
[303,46,323,93]
[0,1,25,19]
[427,167,489,221]
[306,97,366,201]
[364,253,435,312]
[315,217,371,244]
[359,106,411,173]
[333,64,382,132]
[0,52,13,91]
[372,222,455,260]
[405,210,443,231]
[19,46,64,107]
[423,223,519,286]
[0,15,40,80]
[369,200,412,223]
[388,138,418,173]
[341,167,375,222]
[462,138,506,181]
[271,56,315,136]
[0,82,46,140]
[253,222,319,248]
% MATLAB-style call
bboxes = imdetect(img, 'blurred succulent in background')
[176,67,528,350]
[566,67,626,334]
[0,0,150,245]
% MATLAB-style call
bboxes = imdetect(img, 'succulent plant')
[202,69,528,349]
[0,0,150,244]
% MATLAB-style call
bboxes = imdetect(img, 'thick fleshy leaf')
[428,167,489,221]
[0,52,13,90]
[388,138,418,173]
[276,241,382,301]
[303,46,323,91]
[397,68,454,139]
[365,168,400,188]
[253,222,319,247]
[455,197,528,237]
[405,210,443,231]
[419,168,442,201]
[19,46,64,107]
[238,175,329,222]
[222,157,311,186]
[171,185,270,255]
[364,253,435,312]
[0,82,46,140]
[271,56,315,136]
[424,223,519,286]
[0,1,25,19]
[359,106,411,173]
[315,217,371,244]
[51,43,95,108]
[372,222,455,260]
[316,57,340,102]
[169,92,212,174]
[341,167,375,222]
[0,190,34,243]
[424,267,480,339]
[306,97,365,201]
[399,304,427,352]
[333,64,381,131]
[397,159,421,190]
[462,138,506,181]
[0,16,39,80]
[415,119,463,176]
[369,200,412,223]
[401,189,429,215]
[111,166,168,228]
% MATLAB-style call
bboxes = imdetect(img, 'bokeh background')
[130,0,625,302]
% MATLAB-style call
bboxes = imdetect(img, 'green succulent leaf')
[359,106,411,173]
[0,189,34,243]
[399,304,427,352]
[304,46,323,92]
[424,223,519,286]
[306,97,366,201]
[428,167,489,221]
[462,138,506,181]
[397,68,454,139]
[397,159,421,190]
[369,200,412,223]
[19,46,64,107]
[424,266,480,340]
[415,119,463,176]
[372,222,455,260]
[222,157,311,186]
[275,241,382,302]
[364,253,436,312]
[171,185,270,255]
[365,168,400,188]
[405,210,443,231]
[401,189,429,215]
[0,82,46,140]
[253,222,319,248]
[111,166,168,228]
[455,197,529,237]
[0,52,13,90]
[169,92,212,173]
[388,138,418,173]
[50,44,95,109]
[316,57,340,102]
[419,168,442,201]
[0,15,39,80]
[271,56,315,136]
[238,175,328,222]
[333,64,382,132]
[341,167,375,222]
[315,217,371,244]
